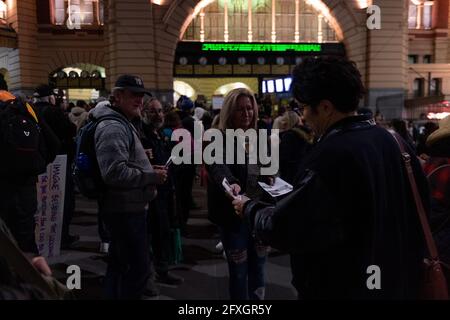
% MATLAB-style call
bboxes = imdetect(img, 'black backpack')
[0,99,59,178]
[72,114,134,199]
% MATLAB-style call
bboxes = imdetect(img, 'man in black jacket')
[139,97,183,290]
[233,57,429,299]
[33,85,78,248]
[0,86,60,255]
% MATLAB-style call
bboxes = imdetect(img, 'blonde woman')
[273,110,300,132]
[206,88,268,300]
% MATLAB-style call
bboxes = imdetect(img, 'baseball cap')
[34,84,55,98]
[113,74,152,96]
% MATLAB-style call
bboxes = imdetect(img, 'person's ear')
[318,100,334,117]
[114,91,122,104]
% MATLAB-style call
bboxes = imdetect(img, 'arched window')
[51,0,104,27]
[0,1,7,21]
[408,0,433,30]
[183,0,337,43]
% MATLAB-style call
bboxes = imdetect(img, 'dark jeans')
[103,211,150,299]
[0,177,38,254]
[62,160,75,241]
[97,200,111,243]
[148,187,171,274]
[220,222,268,300]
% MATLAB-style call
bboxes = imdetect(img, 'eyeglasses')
[296,103,310,114]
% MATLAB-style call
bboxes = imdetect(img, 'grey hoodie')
[90,102,157,213]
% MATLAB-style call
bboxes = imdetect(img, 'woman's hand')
[232,195,250,217]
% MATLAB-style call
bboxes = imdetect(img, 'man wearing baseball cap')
[91,74,167,299]
[113,74,153,96]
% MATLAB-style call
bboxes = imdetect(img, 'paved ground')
[48,181,297,300]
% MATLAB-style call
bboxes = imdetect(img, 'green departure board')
[201,43,322,52]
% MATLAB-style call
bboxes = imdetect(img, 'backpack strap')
[94,115,135,151]
[25,103,39,123]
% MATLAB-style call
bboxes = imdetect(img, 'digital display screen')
[275,79,284,93]
[267,80,275,93]
[284,78,292,91]
[202,43,322,52]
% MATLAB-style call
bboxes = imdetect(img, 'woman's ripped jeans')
[220,222,268,300]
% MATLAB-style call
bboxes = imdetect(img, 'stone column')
[7,0,47,95]
[364,0,409,119]
[106,0,156,92]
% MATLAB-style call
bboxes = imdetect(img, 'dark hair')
[391,119,408,140]
[289,99,299,110]
[0,73,8,91]
[291,56,366,113]
[164,110,181,128]
[76,100,86,108]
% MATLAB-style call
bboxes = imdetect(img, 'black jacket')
[244,115,429,299]
[279,126,312,184]
[34,102,77,162]
[206,154,248,231]
[139,122,171,166]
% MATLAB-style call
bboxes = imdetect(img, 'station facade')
[0,0,449,119]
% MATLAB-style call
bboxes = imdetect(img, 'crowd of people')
[0,57,449,300]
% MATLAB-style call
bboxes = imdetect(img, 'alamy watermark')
[367,5,381,30]
[170,122,279,176]
[66,5,82,30]
[366,265,381,290]
[66,265,81,290]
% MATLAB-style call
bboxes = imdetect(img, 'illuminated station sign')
[174,42,345,76]
[201,43,322,52]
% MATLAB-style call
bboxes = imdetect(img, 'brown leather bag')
[391,132,449,300]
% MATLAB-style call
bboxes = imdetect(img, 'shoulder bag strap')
[389,132,439,260]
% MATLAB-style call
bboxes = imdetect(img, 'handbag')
[390,132,449,300]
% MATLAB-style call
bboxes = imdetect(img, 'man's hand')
[232,195,250,217]
[154,168,168,184]
[230,183,241,196]
[31,256,52,277]
[145,149,154,160]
